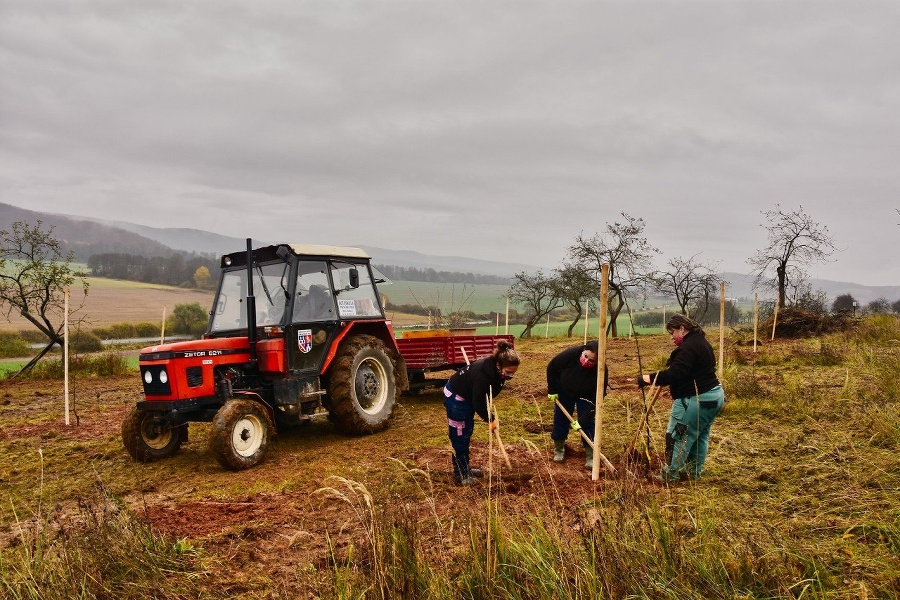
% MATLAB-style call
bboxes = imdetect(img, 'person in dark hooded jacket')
[547,340,607,468]
[444,340,520,485]
[638,313,725,482]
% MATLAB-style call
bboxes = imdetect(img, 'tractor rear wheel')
[209,399,271,470]
[122,404,185,462]
[326,335,397,435]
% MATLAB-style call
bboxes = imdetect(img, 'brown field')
[0,277,424,332]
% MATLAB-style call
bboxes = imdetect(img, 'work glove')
[548,393,559,403]
[637,375,649,388]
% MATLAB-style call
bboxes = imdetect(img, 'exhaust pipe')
[245,238,258,363]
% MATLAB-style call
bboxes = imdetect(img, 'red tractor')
[123,240,512,470]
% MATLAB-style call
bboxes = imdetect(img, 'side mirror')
[349,268,359,289]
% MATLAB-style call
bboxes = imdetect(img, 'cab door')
[287,260,338,373]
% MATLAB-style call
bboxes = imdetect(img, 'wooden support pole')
[593,264,610,480]
[160,305,167,345]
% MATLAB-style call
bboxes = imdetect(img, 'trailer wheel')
[326,335,397,435]
[209,399,271,470]
[122,404,184,462]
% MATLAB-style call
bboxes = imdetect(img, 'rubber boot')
[584,445,593,469]
[553,440,565,462]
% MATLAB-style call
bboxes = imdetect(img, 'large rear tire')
[326,335,397,435]
[209,399,271,470]
[122,404,184,462]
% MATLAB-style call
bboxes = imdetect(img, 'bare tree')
[747,205,837,309]
[567,213,659,337]
[507,270,564,339]
[0,221,89,376]
[554,262,600,338]
[652,254,721,317]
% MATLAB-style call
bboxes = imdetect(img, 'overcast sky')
[2,1,898,287]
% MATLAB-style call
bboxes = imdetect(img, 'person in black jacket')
[638,314,725,482]
[444,340,520,485]
[547,341,607,468]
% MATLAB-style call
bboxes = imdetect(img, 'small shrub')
[0,331,31,358]
[17,329,46,343]
[134,322,160,337]
[69,330,103,353]
[92,322,138,340]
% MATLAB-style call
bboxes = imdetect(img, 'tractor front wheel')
[122,404,185,462]
[326,335,397,435]
[209,399,271,470]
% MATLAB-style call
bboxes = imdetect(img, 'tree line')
[87,252,218,289]
[373,264,509,285]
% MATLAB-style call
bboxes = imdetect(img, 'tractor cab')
[207,243,389,374]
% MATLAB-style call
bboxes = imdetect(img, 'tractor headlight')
[159,369,169,384]
[144,371,153,384]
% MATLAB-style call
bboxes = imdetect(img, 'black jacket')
[651,329,720,399]
[546,345,607,399]
[447,356,506,422]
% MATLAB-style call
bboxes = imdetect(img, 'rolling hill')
[2,201,897,304]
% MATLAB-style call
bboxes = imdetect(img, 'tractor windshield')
[210,261,290,332]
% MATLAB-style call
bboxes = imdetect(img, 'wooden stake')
[64,288,70,426]
[160,305,167,344]
[545,312,550,338]
[593,264,610,480]
[771,293,780,341]
[718,281,725,380]
[753,292,759,352]
[583,303,589,345]
[504,297,509,335]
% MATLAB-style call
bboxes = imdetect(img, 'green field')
[380,280,512,315]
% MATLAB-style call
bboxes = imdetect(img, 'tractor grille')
[186,367,203,388]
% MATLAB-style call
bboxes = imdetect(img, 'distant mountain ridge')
[1,202,896,304]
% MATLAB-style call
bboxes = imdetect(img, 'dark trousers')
[444,386,475,480]
[551,391,595,447]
